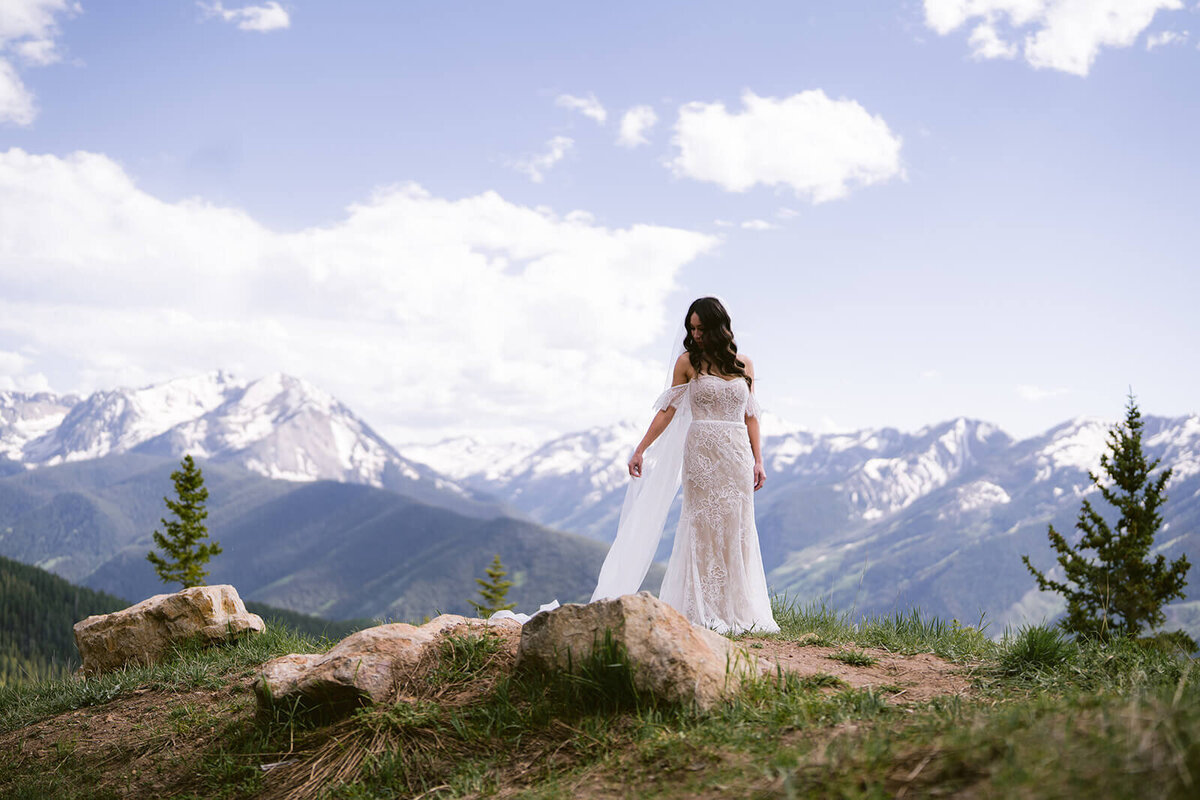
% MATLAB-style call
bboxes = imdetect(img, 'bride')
[591,297,779,634]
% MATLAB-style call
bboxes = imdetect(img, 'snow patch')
[956,480,1011,513]
[1033,418,1109,481]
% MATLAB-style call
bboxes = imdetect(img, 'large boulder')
[255,614,519,716]
[516,591,765,709]
[73,584,265,675]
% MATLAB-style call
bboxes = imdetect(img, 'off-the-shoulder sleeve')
[745,390,762,418]
[653,383,689,411]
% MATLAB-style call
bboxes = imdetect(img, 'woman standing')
[592,297,779,634]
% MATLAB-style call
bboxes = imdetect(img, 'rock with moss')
[515,591,767,710]
[73,584,265,675]
[255,613,519,716]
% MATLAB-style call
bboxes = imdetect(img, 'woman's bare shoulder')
[673,352,695,383]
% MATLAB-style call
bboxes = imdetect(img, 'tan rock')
[255,613,510,715]
[515,591,764,709]
[73,584,265,675]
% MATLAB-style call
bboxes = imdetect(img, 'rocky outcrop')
[256,594,768,718]
[255,614,520,716]
[515,592,765,709]
[73,584,265,675]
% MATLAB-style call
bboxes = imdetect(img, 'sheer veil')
[589,331,692,601]
[489,330,689,624]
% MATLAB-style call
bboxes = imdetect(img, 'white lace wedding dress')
[652,375,779,634]
[499,373,780,632]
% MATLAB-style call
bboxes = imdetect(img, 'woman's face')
[688,312,704,344]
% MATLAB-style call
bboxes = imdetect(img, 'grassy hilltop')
[0,596,1196,799]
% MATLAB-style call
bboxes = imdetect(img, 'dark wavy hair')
[683,297,750,387]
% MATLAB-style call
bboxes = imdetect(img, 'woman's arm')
[742,356,766,491]
[628,353,692,478]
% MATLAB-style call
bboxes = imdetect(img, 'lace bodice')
[655,375,761,422]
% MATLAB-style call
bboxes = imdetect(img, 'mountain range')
[1,372,1195,640]
[1,372,493,517]
[0,373,635,619]
[405,413,1200,638]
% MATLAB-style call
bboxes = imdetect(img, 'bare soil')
[0,680,256,799]
[741,636,975,703]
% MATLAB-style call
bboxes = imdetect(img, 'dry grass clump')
[262,626,520,799]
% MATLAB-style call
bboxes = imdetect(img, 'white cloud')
[740,219,777,231]
[669,89,904,203]
[510,135,573,183]
[775,207,800,219]
[969,20,1019,58]
[0,59,36,125]
[1017,384,1070,401]
[0,148,717,440]
[1146,29,1189,48]
[555,93,607,124]
[200,2,291,33]
[13,37,58,65]
[0,349,50,392]
[616,105,658,147]
[0,0,76,59]
[923,0,1184,76]
[0,349,28,373]
[0,0,79,125]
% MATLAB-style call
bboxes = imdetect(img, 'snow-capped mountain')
[21,372,245,465]
[765,418,1013,521]
[7,372,492,514]
[415,416,1014,542]
[403,423,644,544]
[0,390,81,462]
[400,433,547,483]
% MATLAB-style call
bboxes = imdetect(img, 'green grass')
[768,593,998,662]
[999,623,1077,676]
[827,648,879,667]
[0,623,331,734]
[1,607,1197,799]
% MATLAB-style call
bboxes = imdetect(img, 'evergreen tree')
[146,455,222,588]
[1022,393,1191,643]
[470,553,515,616]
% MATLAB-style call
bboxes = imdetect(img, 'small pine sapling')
[1022,393,1192,646]
[146,454,223,588]
[470,553,516,617]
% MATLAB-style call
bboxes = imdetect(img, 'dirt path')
[0,681,255,799]
[741,637,974,703]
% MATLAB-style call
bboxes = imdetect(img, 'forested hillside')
[0,555,372,687]
[0,555,126,686]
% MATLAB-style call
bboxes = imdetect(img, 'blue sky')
[1,1,1197,444]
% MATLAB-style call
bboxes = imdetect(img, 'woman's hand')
[629,451,644,478]
[753,462,766,491]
